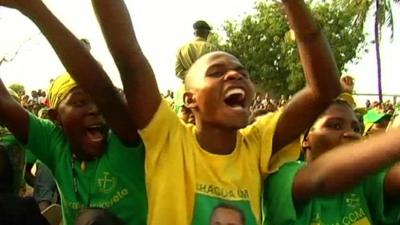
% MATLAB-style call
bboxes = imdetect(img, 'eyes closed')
[206,65,250,78]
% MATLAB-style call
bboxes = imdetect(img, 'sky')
[0,0,256,93]
[0,0,399,106]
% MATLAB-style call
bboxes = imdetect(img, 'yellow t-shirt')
[139,99,299,225]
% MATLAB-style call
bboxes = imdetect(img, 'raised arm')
[293,129,400,202]
[272,0,341,153]
[0,0,138,144]
[91,0,161,129]
[0,79,29,144]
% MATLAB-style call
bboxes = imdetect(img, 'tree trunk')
[375,0,383,103]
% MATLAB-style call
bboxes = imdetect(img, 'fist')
[340,74,354,93]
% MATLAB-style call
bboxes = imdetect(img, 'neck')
[305,150,314,162]
[195,123,238,155]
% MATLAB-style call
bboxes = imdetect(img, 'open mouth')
[85,125,106,142]
[224,88,246,109]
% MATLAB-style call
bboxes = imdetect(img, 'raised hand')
[0,0,15,7]
[0,0,24,8]
[0,0,38,11]
[340,75,354,93]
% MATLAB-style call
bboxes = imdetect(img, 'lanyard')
[71,156,99,208]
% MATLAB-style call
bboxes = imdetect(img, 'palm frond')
[385,0,395,40]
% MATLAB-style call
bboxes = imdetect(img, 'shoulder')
[28,113,57,131]
[107,131,144,151]
[241,111,281,136]
[271,161,305,176]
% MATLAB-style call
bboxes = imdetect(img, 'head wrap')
[337,92,356,108]
[47,73,77,109]
[7,88,19,102]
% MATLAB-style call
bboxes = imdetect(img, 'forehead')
[185,51,247,89]
[57,87,87,106]
[63,87,86,99]
[313,103,356,125]
[203,51,242,67]
[324,103,355,116]
[191,51,243,72]
[213,207,241,218]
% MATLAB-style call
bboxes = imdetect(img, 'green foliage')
[216,0,368,96]
[375,0,399,40]
[8,83,25,96]
[208,32,225,50]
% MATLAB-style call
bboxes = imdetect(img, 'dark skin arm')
[0,79,30,144]
[91,0,161,130]
[293,129,400,202]
[0,0,138,145]
[272,0,341,153]
[90,0,341,148]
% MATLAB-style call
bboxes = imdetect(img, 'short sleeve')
[264,161,304,225]
[243,111,301,175]
[25,149,37,164]
[106,132,145,162]
[363,167,400,224]
[138,99,183,156]
[24,113,61,170]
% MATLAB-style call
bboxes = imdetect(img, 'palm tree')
[374,0,399,102]
[351,0,399,102]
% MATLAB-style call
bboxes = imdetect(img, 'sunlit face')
[185,51,255,129]
[55,88,108,159]
[305,103,362,161]
[210,207,244,225]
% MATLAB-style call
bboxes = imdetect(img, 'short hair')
[184,51,235,90]
[210,203,245,225]
[193,20,212,30]
[184,54,206,91]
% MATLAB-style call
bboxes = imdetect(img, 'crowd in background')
[1,0,400,225]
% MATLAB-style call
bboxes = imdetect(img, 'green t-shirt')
[263,161,400,225]
[25,114,147,225]
[25,149,38,165]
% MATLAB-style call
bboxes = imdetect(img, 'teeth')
[86,129,104,142]
[225,88,245,98]
[231,105,244,110]
[86,125,104,142]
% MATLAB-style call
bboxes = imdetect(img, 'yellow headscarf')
[7,88,19,102]
[337,92,356,108]
[47,73,77,109]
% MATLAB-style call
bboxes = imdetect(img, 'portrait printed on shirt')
[191,184,258,225]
